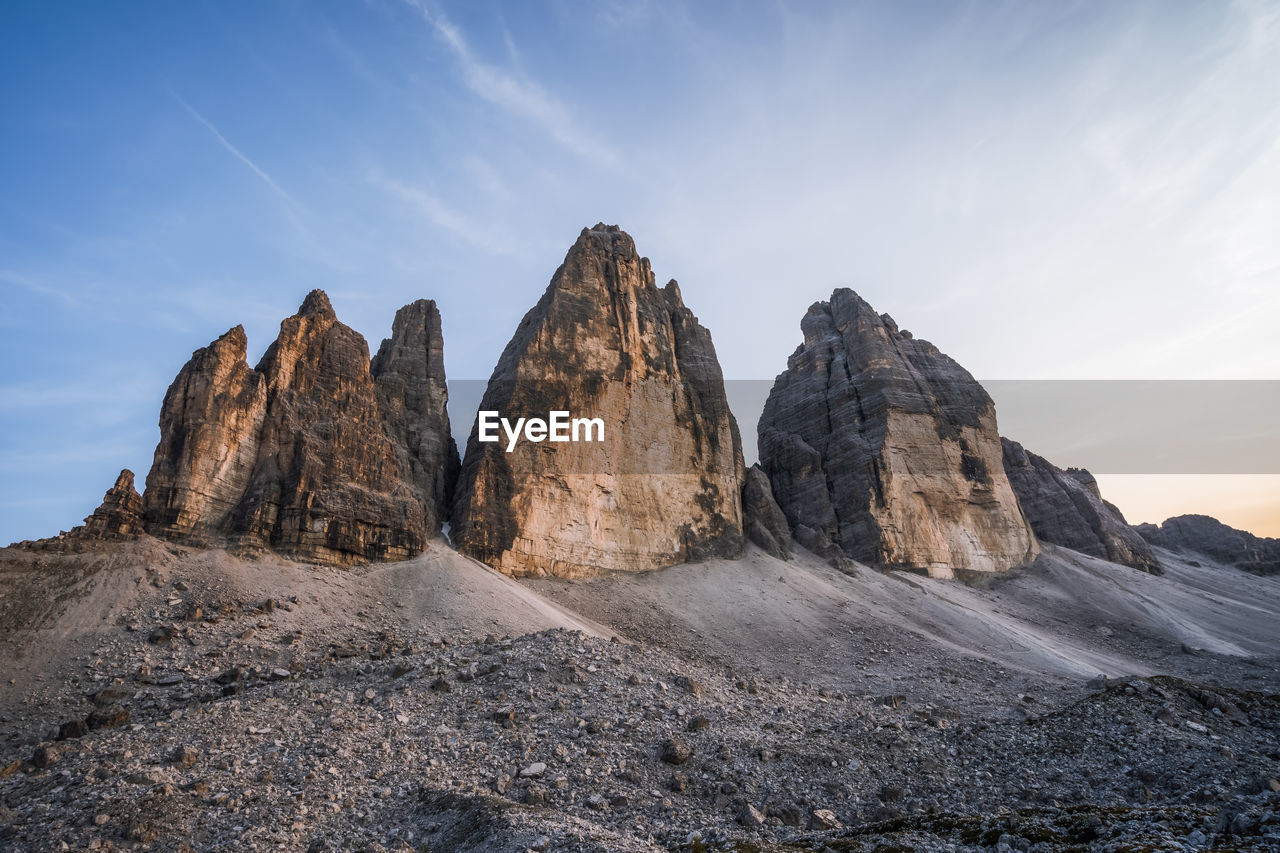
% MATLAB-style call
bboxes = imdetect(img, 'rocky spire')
[451,224,744,577]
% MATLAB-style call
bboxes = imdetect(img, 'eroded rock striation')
[1136,515,1280,575]
[758,288,1038,578]
[451,224,744,577]
[143,291,456,564]
[1001,438,1160,573]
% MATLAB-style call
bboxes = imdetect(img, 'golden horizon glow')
[1095,475,1280,540]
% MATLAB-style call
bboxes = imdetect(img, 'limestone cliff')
[143,291,456,564]
[758,289,1038,578]
[451,224,744,577]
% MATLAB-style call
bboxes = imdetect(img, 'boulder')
[1002,438,1160,573]
[758,288,1037,578]
[143,290,457,564]
[451,224,744,577]
[1136,515,1280,575]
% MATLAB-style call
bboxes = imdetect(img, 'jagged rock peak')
[452,224,744,578]
[143,292,457,565]
[759,288,1038,578]
[79,469,145,541]
[298,288,336,318]
[1001,438,1160,573]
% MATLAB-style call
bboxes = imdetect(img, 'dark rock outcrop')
[741,465,792,560]
[758,288,1037,578]
[451,224,744,578]
[143,290,456,565]
[1001,438,1160,573]
[1136,515,1280,575]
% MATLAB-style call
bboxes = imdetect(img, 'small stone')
[520,762,546,778]
[214,667,244,685]
[659,737,692,766]
[86,706,130,730]
[169,745,199,768]
[94,813,110,826]
[148,626,174,645]
[674,675,704,695]
[738,803,766,828]
[32,744,61,769]
[57,719,88,740]
[810,808,842,830]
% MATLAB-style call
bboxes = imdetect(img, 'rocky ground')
[1,539,1278,851]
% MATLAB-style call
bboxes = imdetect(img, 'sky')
[1,0,1278,544]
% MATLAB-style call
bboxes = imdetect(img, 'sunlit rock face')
[143,290,457,565]
[1002,438,1160,573]
[451,224,744,578]
[79,469,146,541]
[759,288,1038,578]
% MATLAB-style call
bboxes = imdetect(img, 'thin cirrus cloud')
[401,0,619,167]
[167,89,304,212]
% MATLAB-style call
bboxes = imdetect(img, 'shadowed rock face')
[1002,438,1160,573]
[143,291,456,565]
[1136,515,1280,575]
[451,224,744,578]
[742,465,792,560]
[758,288,1038,578]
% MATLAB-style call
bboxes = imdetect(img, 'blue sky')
[2,0,1279,543]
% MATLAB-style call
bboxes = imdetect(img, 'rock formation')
[1001,438,1160,573]
[741,465,792,560]
[79,469,146,540]
[371,300,460,531]
[143,291,456,564]
[1136,515,1280,575]
[758,288,1038,578]
[451,224,744,578]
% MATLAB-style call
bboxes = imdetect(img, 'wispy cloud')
[168,89,305,213]
[0,269,82,307]
[368,170,507,253]
[402,0,618,166]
